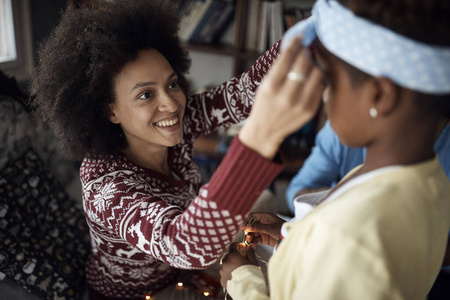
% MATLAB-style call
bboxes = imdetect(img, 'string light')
[203,291,210,297]
[145,295,151,300]
[177,282,184,287]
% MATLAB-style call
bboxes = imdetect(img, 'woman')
[30,0,323,299]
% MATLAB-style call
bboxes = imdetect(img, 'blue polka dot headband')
[281,0,450,95]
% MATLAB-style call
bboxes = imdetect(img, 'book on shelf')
[239,0,285,54]
[180,0,214,42]
[245,0,260,52]
[177,0,197,38]
[174,0,235,45]
[284,6,312,29]
[200,2,234,44]
[269,1,284,48]
[233,0,248,50]
[257,1,269,53]
[188,1,222,43]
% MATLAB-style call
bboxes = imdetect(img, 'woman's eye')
[169,81,179,89]
[139,91,152,99]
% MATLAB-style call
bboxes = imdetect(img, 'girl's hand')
[219,243,259,289]
[239,36,325,159]
[243,212,285,247]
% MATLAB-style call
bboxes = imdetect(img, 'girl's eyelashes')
[322,77,329,86]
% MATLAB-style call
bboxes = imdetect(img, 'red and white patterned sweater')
[80,43,283,299]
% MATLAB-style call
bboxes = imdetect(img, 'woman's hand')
[219,242,259,289]
[239,36,325,159]
[244,213,285,247]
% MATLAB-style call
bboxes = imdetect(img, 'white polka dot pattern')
[281,0,450,95]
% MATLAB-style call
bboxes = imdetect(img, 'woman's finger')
[283,46,313,96]
[299,67,325,114]
[263,36,304,89]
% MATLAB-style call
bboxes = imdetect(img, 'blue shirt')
[286,121,450,213]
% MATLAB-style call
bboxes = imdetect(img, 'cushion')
[0,148,90,299]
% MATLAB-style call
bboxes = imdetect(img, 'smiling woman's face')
[110,48,186,154]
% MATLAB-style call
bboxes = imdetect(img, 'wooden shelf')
[182,42,261,59]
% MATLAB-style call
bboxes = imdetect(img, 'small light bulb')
[177,282,183,287]
[203,291,210,297]
[145,296,151,300]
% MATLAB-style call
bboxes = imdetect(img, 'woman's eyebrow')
[130,72,177,92]
[131,81,156,92]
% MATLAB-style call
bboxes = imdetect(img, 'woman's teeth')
[155,117,178,127]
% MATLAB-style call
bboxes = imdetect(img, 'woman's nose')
[158,92,178,112]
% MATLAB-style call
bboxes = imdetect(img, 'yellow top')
[228,157,450,300]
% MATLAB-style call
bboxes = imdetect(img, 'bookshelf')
[174,0,314,75]
[175,0,319,183]
[69,0,314,76]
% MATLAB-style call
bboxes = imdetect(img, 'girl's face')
[315,43,373,147]
[111,49,186,153]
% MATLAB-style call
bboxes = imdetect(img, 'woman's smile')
[153,115,182,133]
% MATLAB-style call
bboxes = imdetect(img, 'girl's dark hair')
[332,0,450,119]
[338,0,450,46]
[30,0,191,160]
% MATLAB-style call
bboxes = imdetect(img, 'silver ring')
[287,71,305,82]
[219,250,229,265]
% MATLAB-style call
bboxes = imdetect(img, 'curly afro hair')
[30,0,191,160]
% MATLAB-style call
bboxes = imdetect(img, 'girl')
[220,0,450,299]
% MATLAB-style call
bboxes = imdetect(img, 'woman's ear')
[109,104,120,124]
[370,77,400,117]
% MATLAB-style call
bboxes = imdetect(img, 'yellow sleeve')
[227,265,270,300]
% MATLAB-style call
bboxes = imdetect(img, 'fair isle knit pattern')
[81,43,281,299]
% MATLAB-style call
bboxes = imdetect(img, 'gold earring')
[369,107,378,118]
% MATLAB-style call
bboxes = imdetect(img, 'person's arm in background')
[434,124,450,270]
[285,120,366,214]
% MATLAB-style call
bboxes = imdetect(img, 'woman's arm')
[185,42,281,138]
[85,137,284,269]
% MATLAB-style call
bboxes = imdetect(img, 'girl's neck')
[361,116,440,175]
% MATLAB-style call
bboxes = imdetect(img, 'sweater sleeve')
[184,42,280,138]
[86,136,284,269]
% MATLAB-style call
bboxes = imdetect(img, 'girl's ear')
[370,77,400,117]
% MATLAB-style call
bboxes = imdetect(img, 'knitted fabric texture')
[81,43,282,299]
